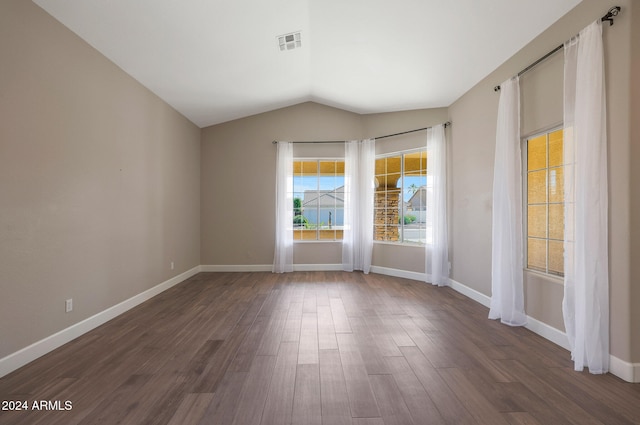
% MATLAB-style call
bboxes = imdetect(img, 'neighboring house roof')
[407,186,427,210]
[302,186,344,208]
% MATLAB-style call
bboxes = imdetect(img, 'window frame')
[374,147,428,246]
[292,157,345,243]
[522,125,565,278]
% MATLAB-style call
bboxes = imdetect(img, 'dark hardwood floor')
[1,271,639,425]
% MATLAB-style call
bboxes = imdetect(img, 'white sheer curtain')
[489,77,527,326]
[342,139,375,273]
[562,21,609,374]
[425,124,449,286]
[272,141,294,273]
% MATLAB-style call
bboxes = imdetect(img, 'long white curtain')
[489,77,527,326]
[562,20,609,374]
[273,141,294,273]
[425,124,449,286]
[342,139,375,273]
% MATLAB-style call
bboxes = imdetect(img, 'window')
[293,159,344,241]
[374,149,427,244]
[525,128,564,276]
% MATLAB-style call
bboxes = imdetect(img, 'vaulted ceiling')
[34,0,582,128]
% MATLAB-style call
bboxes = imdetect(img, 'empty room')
[1,0,639,424]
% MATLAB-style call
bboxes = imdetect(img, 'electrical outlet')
[65,299,73,313]
[170,261,174,270]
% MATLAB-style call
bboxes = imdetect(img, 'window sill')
[373,241,426,248]
[294,240,343,244]
[524,268,564,285]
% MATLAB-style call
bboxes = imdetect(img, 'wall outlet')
[65,299,73,313]
[170,261,174,270]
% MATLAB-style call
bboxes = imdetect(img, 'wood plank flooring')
[1,271,639,425]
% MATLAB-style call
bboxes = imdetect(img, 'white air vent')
[277,31,301,51]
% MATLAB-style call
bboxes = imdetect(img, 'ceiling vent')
[277,32,301,51]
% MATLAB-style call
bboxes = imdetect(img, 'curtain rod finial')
[601,6,621,26]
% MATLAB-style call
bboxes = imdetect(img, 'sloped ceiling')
[34,0,581,128]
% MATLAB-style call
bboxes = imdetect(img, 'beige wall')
[519,42,565,332]
[630,0,640,363]
[201,103,448,270]
[449,0,638,363]
[0,0,201,358]
[200,102,362,267]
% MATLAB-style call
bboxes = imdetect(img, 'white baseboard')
[0,265,201,379]
[446,278,638,383]
[447,278,571,351]
[369,266,426,282]
[201,264,272,272]
[524,315,570,351]
[200,264,344,272]
[293,264,343,271]
[610,356,640,383]
[447,278,491,308]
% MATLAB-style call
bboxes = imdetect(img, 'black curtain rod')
[272,121,451,144]
[494,6,620,92]
[377,121,451,140]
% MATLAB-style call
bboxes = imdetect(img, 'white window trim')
[292,157,345,243]
[375,147,428,246]
[522,125,564,277]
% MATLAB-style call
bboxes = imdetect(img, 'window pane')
[548,129,564,167]
[374,224,385,241]
[304,200,319,229]
[319,229,337,240]
[377,173,400,189]
[525,129,565,277]
[319,160,336,175]
[293,159,344,241]
[528,238,547,272]
[419,227,428,244]
[404,151,426,175]
[386,225,400,241]
[376,156,401,176]
[374,150,427,244]
[299,229,318,240]
[385,156,402,174]
[548,167,563,203]
[548,203,564,240]
[388,188,401,213]
[528,170,547,204]
[527,205,547,238]
[528,135,547,170]
[295,161,318,175]
[318,208,334,227]
[402,219,424,244]
[374,185,400,242]
[375,223,400,242]
[548,240,564,275]
[405,179,426,213]
[294,228,315,240]
[375,157,387,176]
